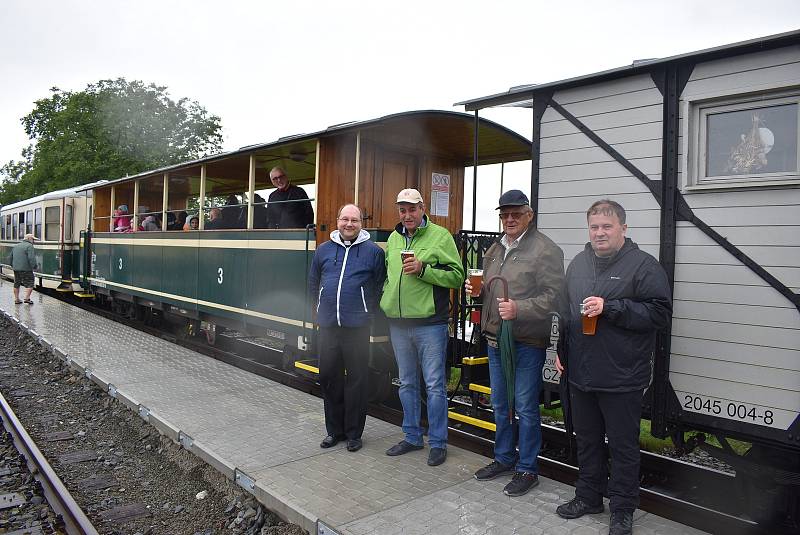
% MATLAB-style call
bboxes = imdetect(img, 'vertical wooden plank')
[133,180,140,231]
[199,164,206,230]
[247,155,256,230]
[354,131,361,206]
[109,187,116,233]
[162,173,169,231]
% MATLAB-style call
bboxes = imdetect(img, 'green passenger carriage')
[75,110,531,382]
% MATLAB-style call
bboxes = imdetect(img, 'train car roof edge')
[75,110,531,192]
[2,180,109,211]
[455,28,800,110]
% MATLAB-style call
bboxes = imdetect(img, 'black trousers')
[318,325,370,440]
[570,386,644,513]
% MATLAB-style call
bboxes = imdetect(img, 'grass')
[539,404,751,455]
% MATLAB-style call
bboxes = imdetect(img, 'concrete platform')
[0,282,707,535]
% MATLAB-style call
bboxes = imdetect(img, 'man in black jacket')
[555,199,672,535]
[266,167,314,229]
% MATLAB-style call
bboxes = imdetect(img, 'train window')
[12,213,17,240]
[691,92,800,188]
[45,206,60,241]
[65,205,73,241]
[25,210,33,236]
[34,208,42,239]
[17,212,24,239]
[1,219,4,240]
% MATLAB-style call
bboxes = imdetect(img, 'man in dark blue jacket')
[555,200,672,535]
[308,204,386,452]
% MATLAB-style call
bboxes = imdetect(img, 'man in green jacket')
[9,234,38,304]
[380,188,464,467]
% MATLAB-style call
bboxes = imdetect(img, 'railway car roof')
[2,180,108,211]
[76,110,531,192]
[456,28,800,110]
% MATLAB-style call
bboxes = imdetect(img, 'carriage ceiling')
[80,110,531,193]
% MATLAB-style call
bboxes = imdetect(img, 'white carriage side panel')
[670,45,800,431]
[672,221,800,431]
[538,73,663,266]
[537,74,663,385]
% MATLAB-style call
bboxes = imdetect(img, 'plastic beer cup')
[468,269,483,297]
[580,302,598,335]
[401,250,415,274]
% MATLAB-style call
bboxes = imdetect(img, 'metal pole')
[499,161,505,232]
[472,111,479,231]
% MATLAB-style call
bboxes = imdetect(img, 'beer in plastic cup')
[401,249,415,262]
[468,269,484,297]
[580,302,598,336]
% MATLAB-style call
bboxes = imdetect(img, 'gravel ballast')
[0,314,305,535]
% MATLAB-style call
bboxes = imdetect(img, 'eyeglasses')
[498,211,526,220]
[271,175,286,180]
[337,218,361,224]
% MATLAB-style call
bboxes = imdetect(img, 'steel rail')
[0,391,99,535]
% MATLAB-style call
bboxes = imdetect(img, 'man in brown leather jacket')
[465,190,564,497]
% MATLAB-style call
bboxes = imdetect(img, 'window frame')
[45,206,61,242]
[688,91,800,191]
[34,208,42,240]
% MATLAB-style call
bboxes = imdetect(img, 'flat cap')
[496,189,530,209]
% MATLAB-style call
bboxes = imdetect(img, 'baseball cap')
[496,190,530,210]
[24,233,37,241]
[396,188,424,204]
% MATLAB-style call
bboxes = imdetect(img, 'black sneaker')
[474,460,514,481]
[427,447,447,466]
[346,438,362,452]
[556,497,604,519]
[502,472,539,497]
[320,435,345,448]
[385,440,423,456]
[609,510,633,535]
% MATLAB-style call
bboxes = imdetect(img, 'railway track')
[0,391,98,535]
[55,291,772,534]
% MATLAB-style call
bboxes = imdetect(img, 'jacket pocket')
[316,286,324,312]
[360,286,368,313]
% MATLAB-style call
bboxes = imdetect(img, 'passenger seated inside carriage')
[113,205,131,232]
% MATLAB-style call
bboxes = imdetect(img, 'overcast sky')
[1,1,798,228]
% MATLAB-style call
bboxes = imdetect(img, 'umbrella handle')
[485,275,509,302]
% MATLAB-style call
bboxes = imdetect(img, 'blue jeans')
[389,323,449,449]
[488,342,545,473]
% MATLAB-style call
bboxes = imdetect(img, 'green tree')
[0,78,223,205]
